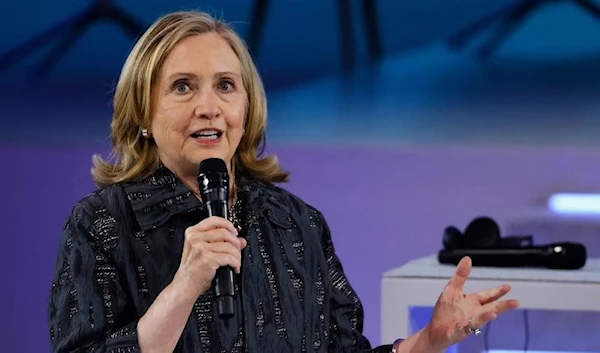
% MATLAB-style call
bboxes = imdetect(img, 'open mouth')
[190,129,223,141]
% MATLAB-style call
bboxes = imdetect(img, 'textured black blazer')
[48,166,394,352]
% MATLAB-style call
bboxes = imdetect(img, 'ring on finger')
[467,317,481,335]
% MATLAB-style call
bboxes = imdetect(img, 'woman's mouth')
[190,129,223,141]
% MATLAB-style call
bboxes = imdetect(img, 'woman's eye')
[174,82,190,93]
[218,80,234,92]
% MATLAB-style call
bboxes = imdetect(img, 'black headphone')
[442,216,533,250]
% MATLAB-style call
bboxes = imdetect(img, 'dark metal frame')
[0,0,385,77]
[247,0,383,72]
[0,0,145,77]
[448,0,600,60]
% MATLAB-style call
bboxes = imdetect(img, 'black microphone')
[438,242,587,270]
[198,158,235,319]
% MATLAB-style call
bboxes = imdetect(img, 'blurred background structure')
[2,1,600,352]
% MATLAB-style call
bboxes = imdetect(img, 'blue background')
[2,1,600,352]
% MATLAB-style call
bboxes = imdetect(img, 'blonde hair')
[92,10,289,187]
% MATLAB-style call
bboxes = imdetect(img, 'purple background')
[4,142,600,352]
[3,1,600,352]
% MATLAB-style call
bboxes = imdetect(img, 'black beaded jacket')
[48,166,394,352]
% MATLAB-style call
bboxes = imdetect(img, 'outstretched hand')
[423,256,520,350]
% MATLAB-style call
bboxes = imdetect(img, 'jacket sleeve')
[312,208,399,353]
[48,200,141,353]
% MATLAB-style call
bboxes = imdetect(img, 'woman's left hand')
[421,256,520,351]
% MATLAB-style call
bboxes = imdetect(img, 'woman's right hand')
[174,216,247,298]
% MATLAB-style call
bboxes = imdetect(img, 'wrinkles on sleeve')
[309,206,400,353]
[48,196,141,353]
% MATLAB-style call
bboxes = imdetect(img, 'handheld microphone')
[438,242,587,270]
[198,158,235,319]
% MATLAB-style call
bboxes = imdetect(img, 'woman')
[47,10,519,353]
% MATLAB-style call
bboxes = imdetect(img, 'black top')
[47,166,394,352]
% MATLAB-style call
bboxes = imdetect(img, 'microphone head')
[547,242,587,270]
[199,157,228,174]
[198,158,229,204]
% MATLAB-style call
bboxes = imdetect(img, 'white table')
[381,255,600,347]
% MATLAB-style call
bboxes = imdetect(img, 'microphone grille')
[199,158,228,174]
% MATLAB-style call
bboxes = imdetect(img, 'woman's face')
[150,32,247,180]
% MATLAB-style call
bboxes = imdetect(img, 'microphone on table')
[198,158,235,319]
[438,216,587,270]
[438,242,587,270]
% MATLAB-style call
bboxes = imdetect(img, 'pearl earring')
[141,129,149,138]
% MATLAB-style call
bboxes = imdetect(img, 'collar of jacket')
[121,165,291,231]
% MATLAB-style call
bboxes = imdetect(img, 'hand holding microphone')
[173,158,243,319]
[176,216,246,299]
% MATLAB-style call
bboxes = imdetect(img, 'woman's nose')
[194,89,221,119]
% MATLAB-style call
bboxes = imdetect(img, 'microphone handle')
[205,199,235,319]
[438,243,586,270]
[439,248,549,267]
